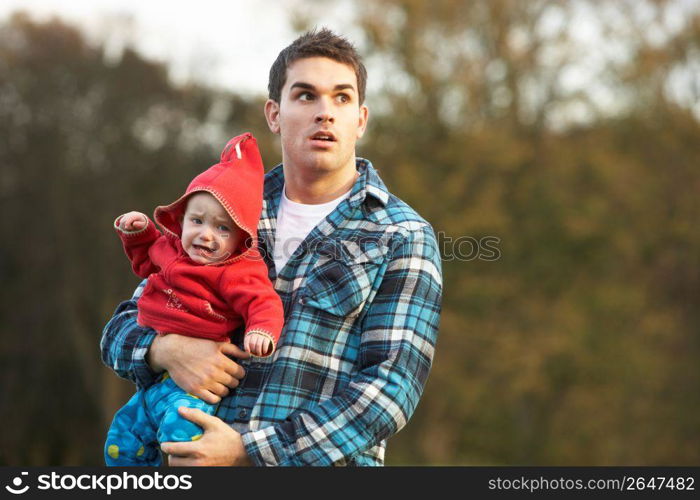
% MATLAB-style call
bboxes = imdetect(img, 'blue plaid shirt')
[101,158,442,466]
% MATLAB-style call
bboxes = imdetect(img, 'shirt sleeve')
[241,224,442,465]
[100,279,162,390]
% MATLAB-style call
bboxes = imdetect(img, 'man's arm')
[100,280,249,402]
[100,279,161,389]
[241,224,442,466]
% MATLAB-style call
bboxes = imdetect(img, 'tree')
[0,12,275,465]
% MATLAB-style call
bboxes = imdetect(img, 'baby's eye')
[191,217,202,224]
[218,224,230,232]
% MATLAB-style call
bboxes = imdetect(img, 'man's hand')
[160,407,253,466]
[147,334,250,404]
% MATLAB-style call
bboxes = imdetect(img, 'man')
[101,28,442,466]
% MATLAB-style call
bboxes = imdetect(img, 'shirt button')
[239,409,247,418]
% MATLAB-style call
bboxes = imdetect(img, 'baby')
[104,133,283,466]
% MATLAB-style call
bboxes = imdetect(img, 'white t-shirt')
[273,185,351,274]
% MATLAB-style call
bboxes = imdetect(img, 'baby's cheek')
[180,230,192,248]
[222,233,238,253]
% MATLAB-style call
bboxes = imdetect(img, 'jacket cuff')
[244,329,277,358]
[241,426,296,466]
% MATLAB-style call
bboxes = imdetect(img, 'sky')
[0,0,358,96]
[3,0,698,123]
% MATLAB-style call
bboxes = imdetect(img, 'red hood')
[154,133,264,262]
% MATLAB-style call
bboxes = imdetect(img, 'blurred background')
[1,0,699,465]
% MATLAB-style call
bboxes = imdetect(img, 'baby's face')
[181,192,244,264]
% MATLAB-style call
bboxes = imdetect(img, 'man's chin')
[301,152,351,172]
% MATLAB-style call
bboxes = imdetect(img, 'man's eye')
[299,92,314,101]
[337,94,350,103]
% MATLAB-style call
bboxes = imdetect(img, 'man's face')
[180,192,244,264]
[265,56,369,175]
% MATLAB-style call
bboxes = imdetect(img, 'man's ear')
[264,99,281,134]
[356,104,369,139]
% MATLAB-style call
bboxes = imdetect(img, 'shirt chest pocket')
[300,240,388,318]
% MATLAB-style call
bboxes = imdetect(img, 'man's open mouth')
[310,131,337,142]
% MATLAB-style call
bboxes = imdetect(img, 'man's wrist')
[241,426,293,466]
[146,333,166,373]
[233,442,253,467]
[234,432,255,466]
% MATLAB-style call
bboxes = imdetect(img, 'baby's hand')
[119,211,148,231]
[244,332,273,357]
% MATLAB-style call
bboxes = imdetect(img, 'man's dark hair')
[268,28,367,105]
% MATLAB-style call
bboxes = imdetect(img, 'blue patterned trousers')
[104,373,216,466]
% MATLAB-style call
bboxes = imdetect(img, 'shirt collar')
[263,157,390,211]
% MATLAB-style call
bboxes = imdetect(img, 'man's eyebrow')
[333,84,356,93]
[290,82,356,93]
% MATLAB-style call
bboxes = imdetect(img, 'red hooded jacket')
[114,133,283,355]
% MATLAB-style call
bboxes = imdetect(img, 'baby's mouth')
[191,244,231,262]
[193,244,217,257]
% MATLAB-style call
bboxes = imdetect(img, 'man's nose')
[314,97,335,124]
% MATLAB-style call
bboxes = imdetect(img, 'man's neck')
[282,162,358,204]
